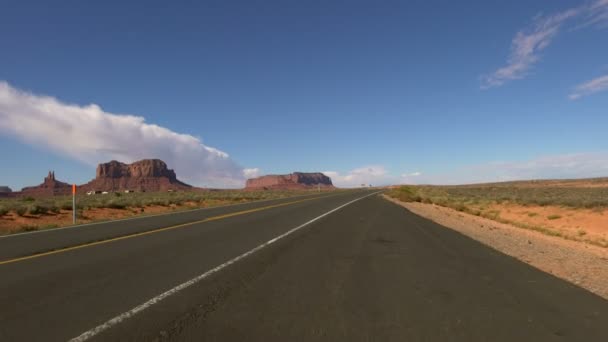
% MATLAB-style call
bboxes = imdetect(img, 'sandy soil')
[383,195,608,300]
[482,203,608,246]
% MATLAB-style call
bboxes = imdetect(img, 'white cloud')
[324,166,394,187]
[481,9,579,89]
[569,73,608,99]
[242,168,261,179]
[0,81,253,188]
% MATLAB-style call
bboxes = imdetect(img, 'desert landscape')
[387,179,608,247]
[3,2,608,340]
[0,159,337,235]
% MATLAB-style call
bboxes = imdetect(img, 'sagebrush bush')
[15,206,27,216]
[28,204,50,215]
[60,202,73,211]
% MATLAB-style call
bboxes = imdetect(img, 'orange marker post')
[72,184,76,224]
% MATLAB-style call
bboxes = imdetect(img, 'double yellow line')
[0,195,329,266]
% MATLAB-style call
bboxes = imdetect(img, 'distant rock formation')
[246,172,334,190]
[21,171,71,197]
[80,159,192,192]
[0,186,12,198]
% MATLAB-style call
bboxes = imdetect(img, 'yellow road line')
[0,195,329,266]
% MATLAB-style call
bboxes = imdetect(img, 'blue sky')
[1,0,607,189]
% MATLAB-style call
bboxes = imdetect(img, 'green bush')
[28,204,50,215]
[106,200,126,210]
[0,207,8,216]
[389,186,421,202]
[15,206,27,216]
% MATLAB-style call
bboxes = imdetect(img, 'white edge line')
[68,191,381,342]
[0,191,339,239]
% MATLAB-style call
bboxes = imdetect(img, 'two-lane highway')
[1,190,607,341]
[0,190,374,341]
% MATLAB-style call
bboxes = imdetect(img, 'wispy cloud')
[401,153,608,185]
[583,0,608,28]
[325,152,608,188]
[482,0,608,89]
[0,81,254,187]
[569,73,608,99]
[481,9,579,89]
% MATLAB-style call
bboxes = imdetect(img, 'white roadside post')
[72,184,76,224]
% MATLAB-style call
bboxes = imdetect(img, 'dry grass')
[0,189,332,235]
[387,185,608,248]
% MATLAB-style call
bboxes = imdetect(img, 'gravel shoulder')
[383,195,608,299]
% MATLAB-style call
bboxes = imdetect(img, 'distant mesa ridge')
[10,162,334,196]
[246,172,333,190]
[13,159,192,197]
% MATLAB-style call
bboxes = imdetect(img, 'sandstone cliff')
[81,159,191,192]
[246,172,333,190]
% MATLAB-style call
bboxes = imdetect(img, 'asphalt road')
[0,190,607,341]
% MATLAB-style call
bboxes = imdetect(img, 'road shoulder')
[383,194,608,299]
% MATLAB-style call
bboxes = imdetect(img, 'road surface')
[0,190,606,341]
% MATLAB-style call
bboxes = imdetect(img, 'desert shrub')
[482,210,501,220]
[19,225,39,232]
[0,207,8,216]
[15,206,27,216]
[21,196,35,202]
[60,202,73,211]
[28,204,50,215]
[547,214,562,220]
[389,186,421,202]
[452,203,467,212]
[106,200,126,210]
